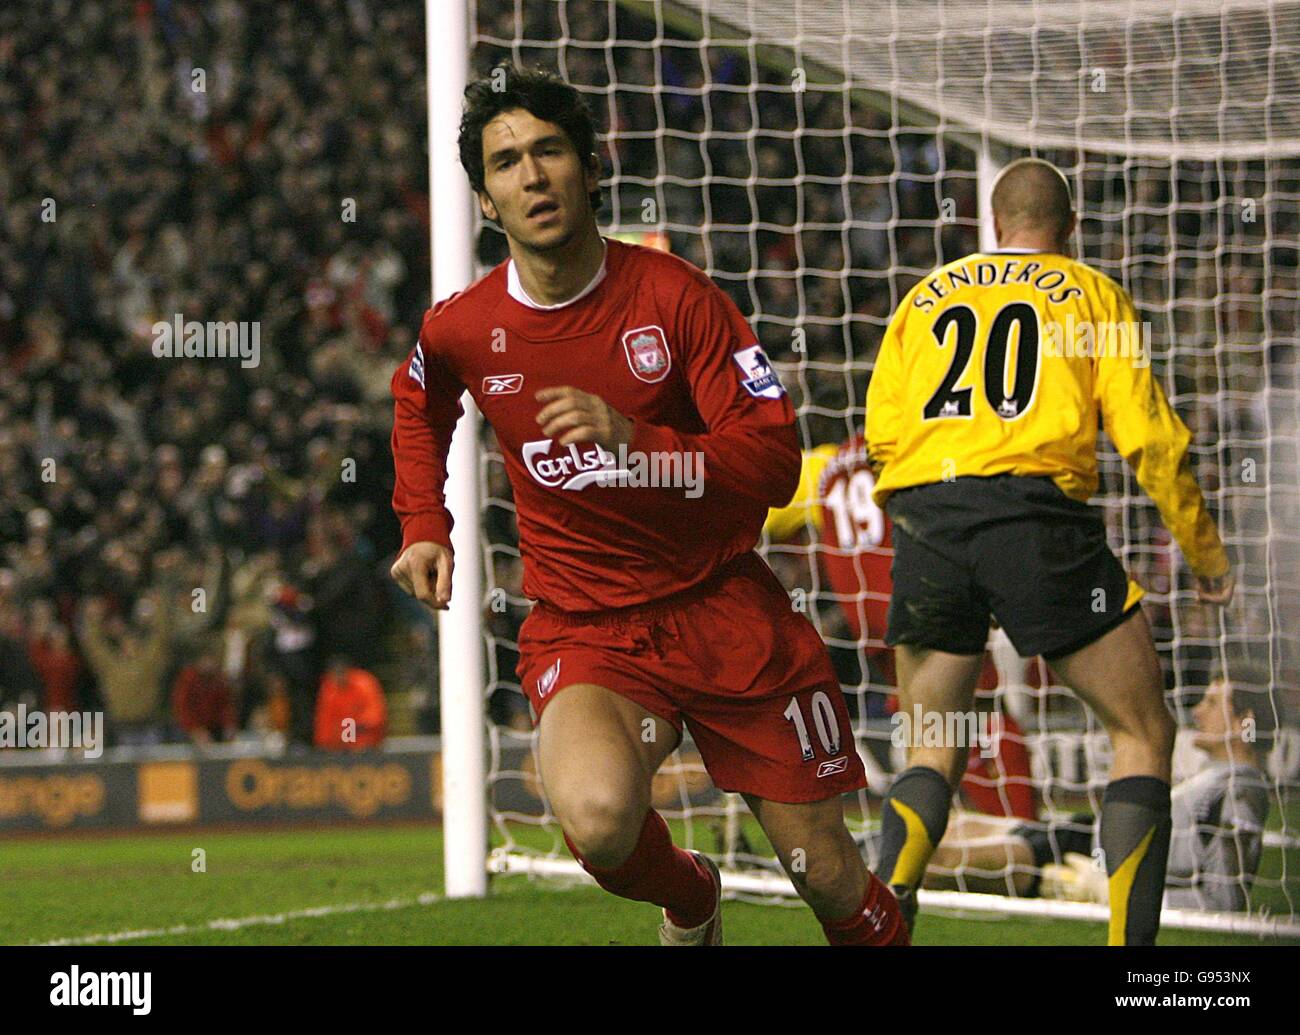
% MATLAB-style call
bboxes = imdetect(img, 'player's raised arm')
[1092,284,1233,601]
[389,320,462,610]
[764,445,838,541]
[623,278,802,507]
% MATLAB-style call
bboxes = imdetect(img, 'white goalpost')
[430,0,1300,937]
[427,0,486,900]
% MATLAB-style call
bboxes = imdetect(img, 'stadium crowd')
[0,0,1294,751]
[0,0,431,747]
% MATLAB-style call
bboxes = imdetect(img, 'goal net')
[460,0,1300,937]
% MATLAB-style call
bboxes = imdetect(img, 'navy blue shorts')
[885,475,1138,659]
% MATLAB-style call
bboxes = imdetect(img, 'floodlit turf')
[3,822,1296,947]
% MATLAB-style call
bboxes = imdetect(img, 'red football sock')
[564,809,716,928]
[821,873,910,946]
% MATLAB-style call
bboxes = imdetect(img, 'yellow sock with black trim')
[1100,776,1172,946]
[877,766,952,891]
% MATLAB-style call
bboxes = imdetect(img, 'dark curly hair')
[458,64,602,215]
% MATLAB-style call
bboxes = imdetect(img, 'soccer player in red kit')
[389,66,907,945]
[769,436,1034,826]
[764,438,1038,822]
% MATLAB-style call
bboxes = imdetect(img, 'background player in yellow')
[865,157,1234,945]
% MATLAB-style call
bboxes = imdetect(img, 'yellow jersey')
[765,443,840,541]
[865,250,1229,579]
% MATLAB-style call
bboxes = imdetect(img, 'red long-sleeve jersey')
[391,239,800,611]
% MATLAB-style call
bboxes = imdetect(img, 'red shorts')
[515,551,867,804]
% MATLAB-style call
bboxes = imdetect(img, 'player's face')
[1192,680,1235,746]
[479,108,598,253]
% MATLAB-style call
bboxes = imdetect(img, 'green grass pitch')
[4,819,1296,946]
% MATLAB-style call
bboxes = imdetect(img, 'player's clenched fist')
[534,386,633,451]
[390,541,454,611]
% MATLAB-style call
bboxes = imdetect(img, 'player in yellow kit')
[865,158,1234,945]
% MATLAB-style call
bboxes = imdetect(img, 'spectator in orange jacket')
[313,655,387,750]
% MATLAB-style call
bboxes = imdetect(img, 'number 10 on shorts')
[783,691,842,762]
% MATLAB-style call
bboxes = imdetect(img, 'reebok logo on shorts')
[537,658,561,699]
[816,757,849,778]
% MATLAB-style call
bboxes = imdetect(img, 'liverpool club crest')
[622,325,672,383]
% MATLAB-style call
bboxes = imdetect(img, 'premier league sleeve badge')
[733,344,785,399]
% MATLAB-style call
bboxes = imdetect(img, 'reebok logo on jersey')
[483,374,524,395]
[409,343,426,389]
[537,658,561,699]
[816,756,849,778]
[733,345,785,399]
